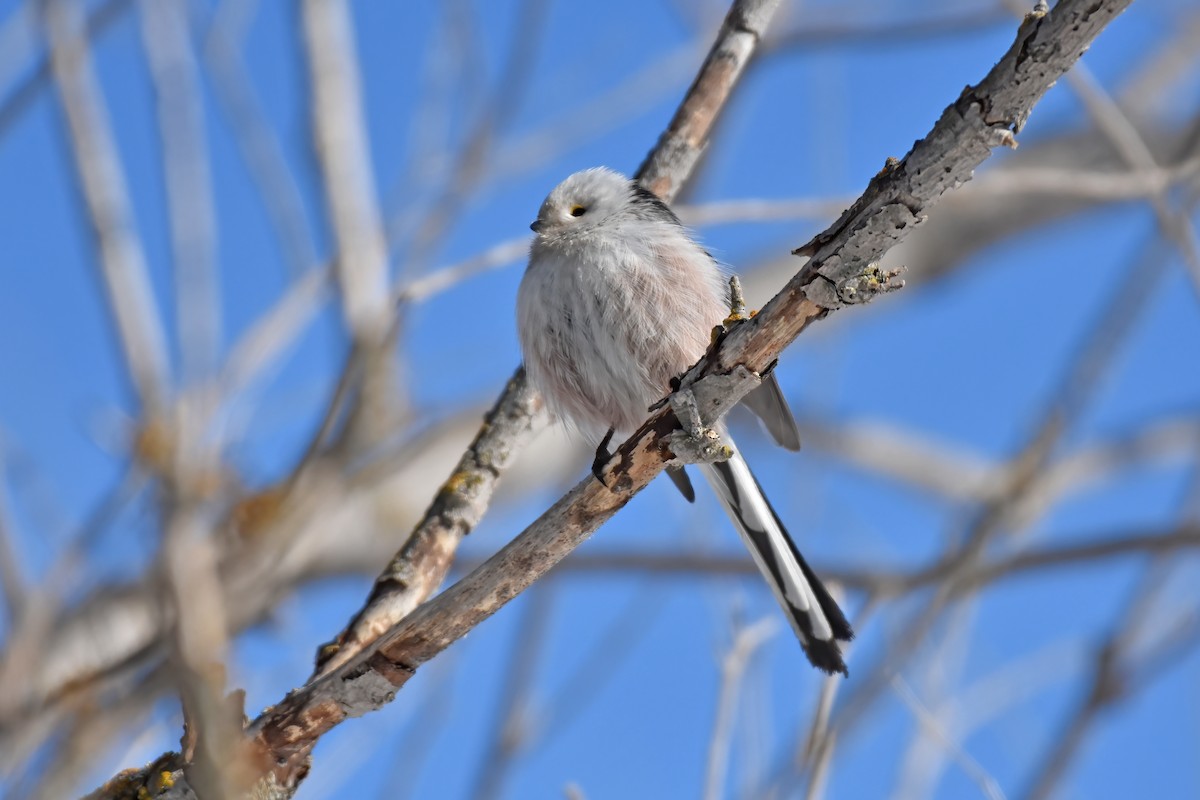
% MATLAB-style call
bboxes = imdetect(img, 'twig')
[705,617,778,800]
[393,0,550,282]
[0,0,131,142]
[766,5,1011,53]
[469,585,556,800]
[389,194,851,308]
[44,0,170,411]
[217,268,331,403]
[677,196,858,226]
[300,0,390,342]
[636,0,781,198]
[1062,60,1200,294]
[891,675,1006,800]
[797,670,841,800]
[139,0,220,385]
[969,160,1200,201]
[1019,561,1178,800]
[809,166,1199,781]
[0,453,25,624]
[201,0,319,278]
[160,508,235,798]
[483,524,1200,596]
[392,236,531,306]
[310,367,544,676]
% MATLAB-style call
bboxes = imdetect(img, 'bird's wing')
[742,372,801,451]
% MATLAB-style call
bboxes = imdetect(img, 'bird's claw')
[591,428,615,487]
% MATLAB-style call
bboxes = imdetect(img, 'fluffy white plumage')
[518,168,728,439]
[517,168,853,674]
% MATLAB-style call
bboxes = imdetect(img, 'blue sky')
[1,0,1198,798]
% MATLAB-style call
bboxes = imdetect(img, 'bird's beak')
[529,219,545,234]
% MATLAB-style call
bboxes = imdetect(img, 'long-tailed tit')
[517,168,853,674]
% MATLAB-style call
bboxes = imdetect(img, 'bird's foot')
[591,427,616,487]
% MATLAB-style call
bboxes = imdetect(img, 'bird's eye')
[569,205,586,217]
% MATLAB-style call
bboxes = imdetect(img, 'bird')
[516,167,853,674]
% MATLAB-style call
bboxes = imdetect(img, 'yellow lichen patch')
[230,485,289,539]
[874,155,900,179]
[440,469,482,498]
[317,640,342,662]
[132,416,174,471]
[155,770,176,790]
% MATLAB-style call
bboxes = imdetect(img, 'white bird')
[517,168,853,674]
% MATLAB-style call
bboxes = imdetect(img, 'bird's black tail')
[699,437,853,675]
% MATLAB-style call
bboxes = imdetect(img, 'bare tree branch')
[890,675,1006,800]
[201,0,319,278]
[300,0,390,343]
[0,0,131,142]
[705,617,777,800]
[45,0,170,411]
[512,523,1200,595]
[139,0,220,384]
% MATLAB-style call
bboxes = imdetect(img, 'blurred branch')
[520,523,1200,595]
[677,196,855,226]
[140,0,220,385]
[0,0,130,142]
[1119,10,1200,119]
[882,113,1200,286]
[300,0,390,343]
[0,456,24,624]
[889,675,1005,800]
[45,0,170,412]
[970,159,1200,201]
[392,236,531,306]
[1020,562,1200,800]
[799,415,1200,505]
[390,194,850,307]
[705,617,777,800]
[217,269,331,404]
[0,466,147,744]
[1061,60,1200,294]
[298,0,401,469]
[468,585,555,800]
[803,205,1198,790]
[394,0,549,280]
[14,407,1189,754]
[797,674,840,800]
[767,5,1010,52]
[311,368,544,676]
[484,41,704,184]
[202,0,319,278]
